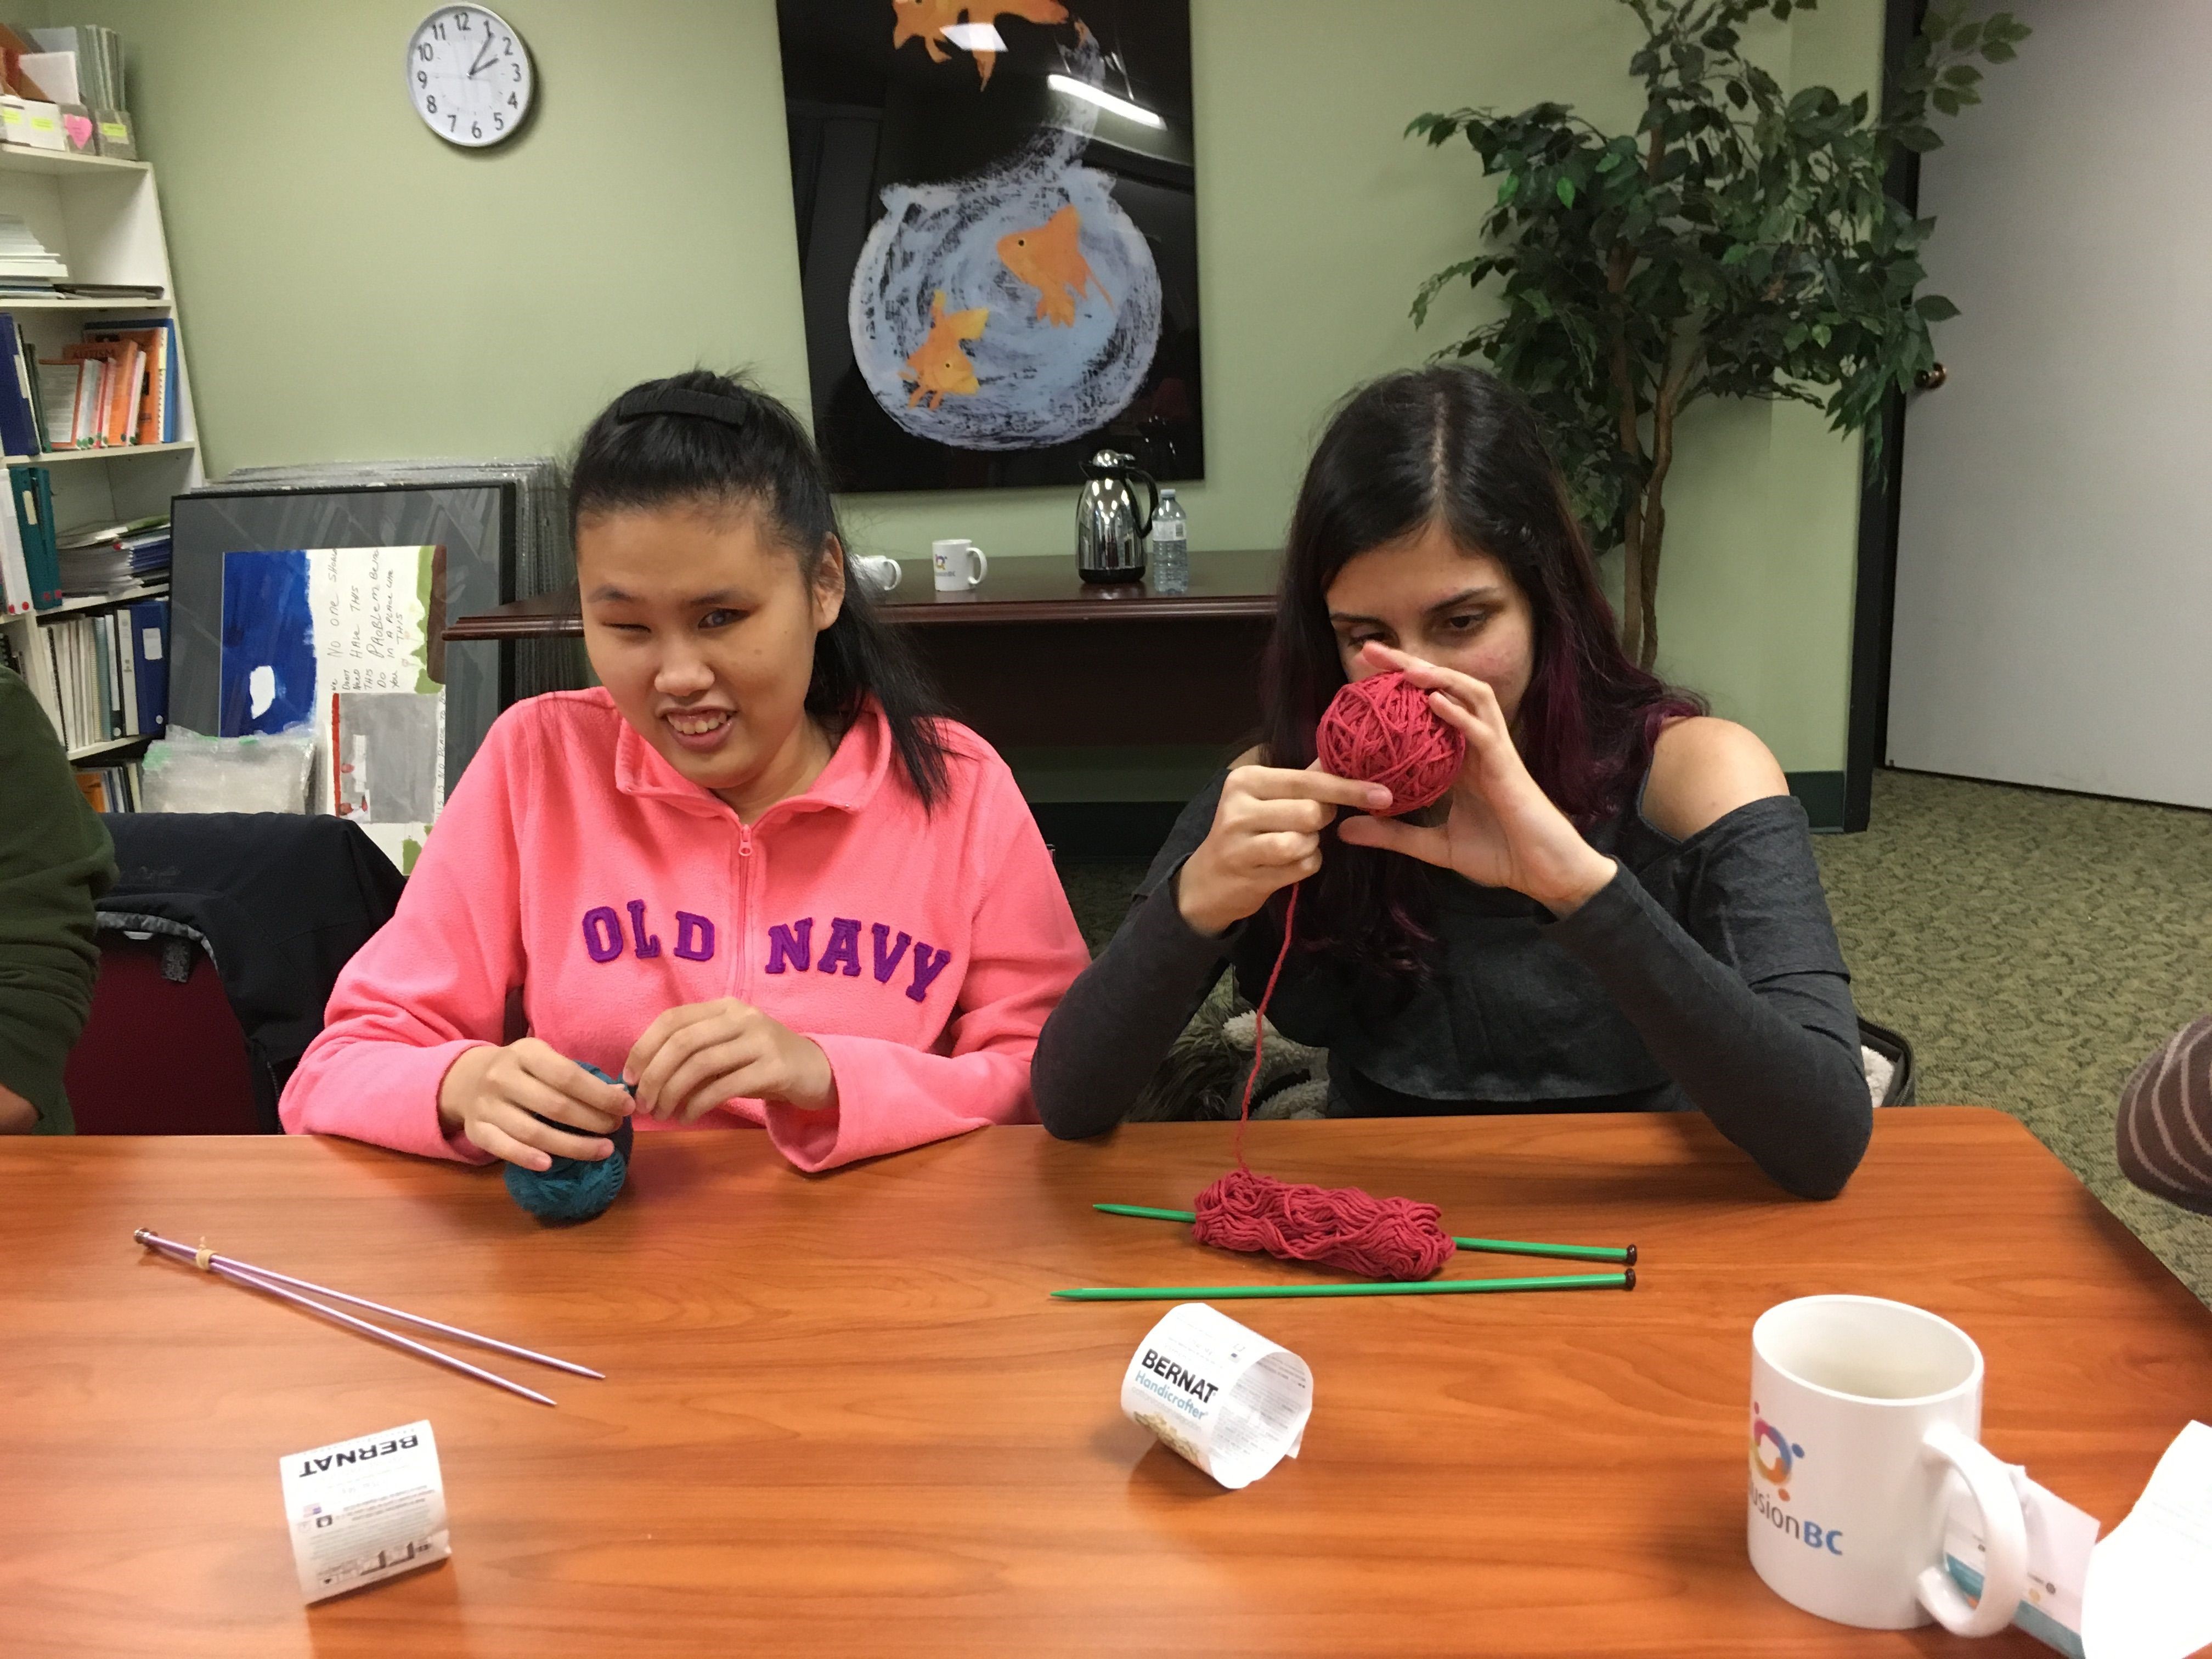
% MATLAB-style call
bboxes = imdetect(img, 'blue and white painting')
[219,550,315,736]
[218,545,445,872]
[780,0,1203,490]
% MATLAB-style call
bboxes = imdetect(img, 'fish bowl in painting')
[778,0,1203,493]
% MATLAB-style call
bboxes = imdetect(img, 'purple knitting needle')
[134,1229,557,1407]
[133,1229,602,1379]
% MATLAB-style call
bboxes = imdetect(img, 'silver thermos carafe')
[1075,449,1159,584]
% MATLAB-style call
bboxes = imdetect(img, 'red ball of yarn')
[1316,670,1466,815]
[1192,1166,1458,1282]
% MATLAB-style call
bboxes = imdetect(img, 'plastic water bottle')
[1149,488,1188,594]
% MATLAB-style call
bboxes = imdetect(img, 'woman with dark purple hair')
[1032,364,1871,1198]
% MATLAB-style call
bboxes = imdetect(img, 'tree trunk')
[1635,342,1698,673]
[1621,516,1646,667]
[1637,484,1665,672]
[1607,125,1664,662]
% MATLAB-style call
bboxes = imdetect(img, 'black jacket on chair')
[98,814,405,1132]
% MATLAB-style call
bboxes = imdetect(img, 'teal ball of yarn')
[504,1063,635,1223]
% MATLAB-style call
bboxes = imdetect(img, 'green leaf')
[1915,293,1961,321]
[1558,177,1577,206]
[1943,63,1981,86]
[1981,40,2016,61]
[1950,20,1982,49]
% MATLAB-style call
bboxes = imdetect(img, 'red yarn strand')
[1230,883,1300,1171]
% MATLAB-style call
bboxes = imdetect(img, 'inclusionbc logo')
[1750,1402,1843,1555]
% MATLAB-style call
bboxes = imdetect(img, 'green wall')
[69,0,1877,776]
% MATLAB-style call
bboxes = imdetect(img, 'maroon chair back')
[64,933,260,1136]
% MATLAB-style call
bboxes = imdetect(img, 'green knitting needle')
[1093,1203,1637,1266]
[1053,1271,1633,1301]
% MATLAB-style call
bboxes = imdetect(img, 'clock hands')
[465,33,495,78]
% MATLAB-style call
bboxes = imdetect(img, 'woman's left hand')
[1335,642,1619,915]
[625,998,838,1122]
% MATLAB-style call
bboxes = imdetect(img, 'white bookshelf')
[0,140,201,756]
[5,438,195,466]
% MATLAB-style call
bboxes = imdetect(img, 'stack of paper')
[29,25,125,111]
[57,515,170,596]
[0,214,67,296]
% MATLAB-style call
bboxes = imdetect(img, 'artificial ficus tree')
[1409,0,2027,668]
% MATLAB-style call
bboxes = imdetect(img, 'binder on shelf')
[126,595,165,735]
[92,609,114,737]
[116,601,137,736]
[0,312,38,459]
[0,481,30,614]
[8,462,59,607]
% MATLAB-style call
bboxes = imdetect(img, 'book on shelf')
[81,317,174,443]
[20,595,166,751]
[73,757,142,813]
[0,314,180,454]
[59,337,143,446]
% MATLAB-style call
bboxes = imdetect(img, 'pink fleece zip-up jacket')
[280,689,1091,1171]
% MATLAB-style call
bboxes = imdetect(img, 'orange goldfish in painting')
[902,290,989,409]
[996,204,1111,328]
[890,0,1069,88]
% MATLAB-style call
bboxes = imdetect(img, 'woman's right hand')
[436,1039,632,1171]
[1175,761,1391,936]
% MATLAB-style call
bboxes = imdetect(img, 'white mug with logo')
[849,553,901,594]
[1748,1295,2027,1635]
[931,538,988,592]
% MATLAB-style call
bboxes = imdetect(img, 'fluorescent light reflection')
[1047,72,1166,129]
[940,22,1007,52]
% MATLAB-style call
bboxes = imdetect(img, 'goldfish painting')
[901,290,989,409]
[997,204,1112,328]
[890,0,1069,88]
[843,20,1170,455]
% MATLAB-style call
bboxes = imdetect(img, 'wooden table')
[5,1108,2206,1658]
[443,550,1280,750]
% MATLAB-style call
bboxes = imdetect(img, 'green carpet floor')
[1056,768,2212,1305]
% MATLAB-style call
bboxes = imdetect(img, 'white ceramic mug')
[850,554,901,594]
[1748,1295,2027,1635]
[932,538,988,591]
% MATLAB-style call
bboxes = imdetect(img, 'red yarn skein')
[1193,1167,1458,1281]
[1316,669,1466,815]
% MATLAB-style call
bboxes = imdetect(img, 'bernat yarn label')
[1120,1303,1313,1489]
[278,1420,450,1602]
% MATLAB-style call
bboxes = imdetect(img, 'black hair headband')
[614,383,752,428]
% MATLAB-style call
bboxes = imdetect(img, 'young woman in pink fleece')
[281,373,1090,1173]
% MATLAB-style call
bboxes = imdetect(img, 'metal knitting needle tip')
[135,1231,557,1406]
[133,1229,602,1379]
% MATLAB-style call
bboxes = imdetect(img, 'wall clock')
[407,5,534,148]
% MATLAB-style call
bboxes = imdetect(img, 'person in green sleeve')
[0,663,115,1133]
